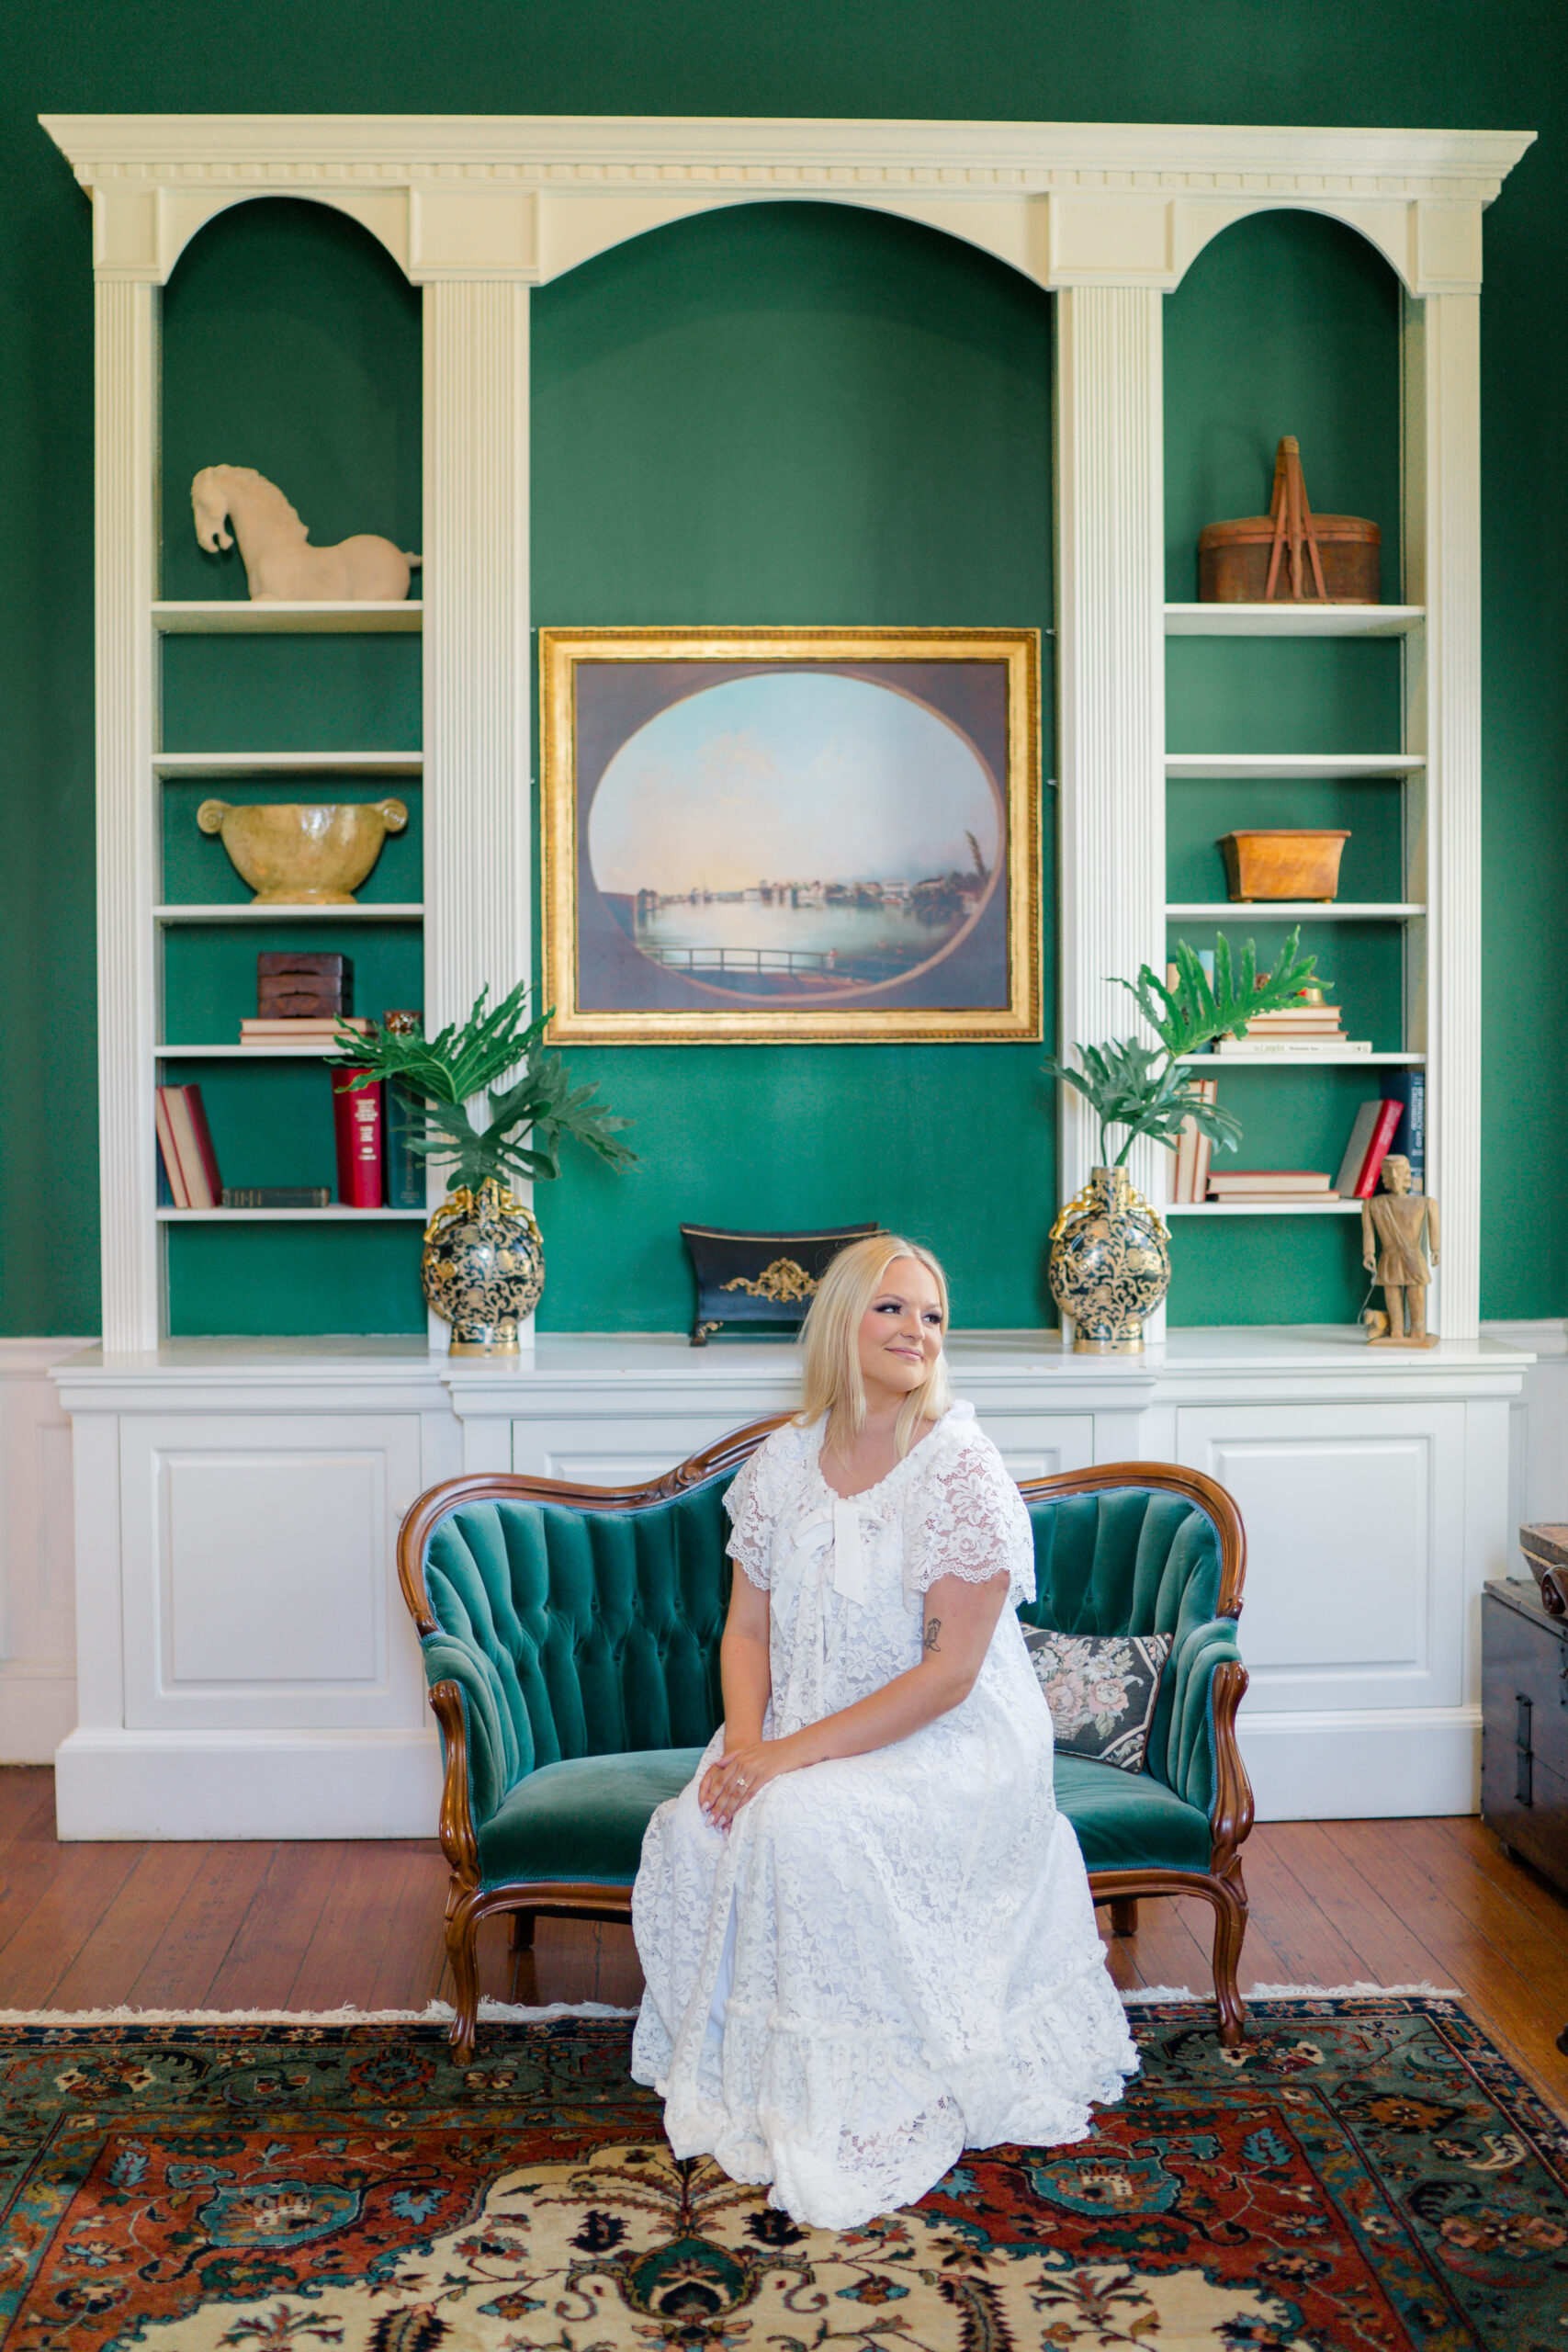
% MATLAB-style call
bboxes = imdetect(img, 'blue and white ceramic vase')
[1048,1163,1170,1354]
[422,1178,545,1355]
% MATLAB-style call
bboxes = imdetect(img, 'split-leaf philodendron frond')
[1043,930,1323,1169]
[327,979,636,1195]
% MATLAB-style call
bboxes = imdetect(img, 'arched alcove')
[530,198,1058,1334]
[160,196,423,605]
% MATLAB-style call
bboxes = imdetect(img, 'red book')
[180,1085,222,1207]
[333,1071,385,1207]
[154,1089,190,1208]
[1352,1098,1404,1198]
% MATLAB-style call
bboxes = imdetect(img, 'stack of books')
[1206,1169,1338,1204]
[240,1016,371,1048]
[1213,1001,1370,1057]
[1168,1078,1218,1204]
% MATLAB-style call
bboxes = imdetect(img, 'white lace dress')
[629,1402,1138,2230]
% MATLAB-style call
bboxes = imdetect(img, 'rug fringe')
[0,1999,638,2027]
[1120,1979,1461,2005]
[1246,1980,1461,1999]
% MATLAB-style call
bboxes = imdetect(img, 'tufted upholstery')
[411,1462,1246,1902]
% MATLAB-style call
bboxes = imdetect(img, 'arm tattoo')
[923,1617,942,1654]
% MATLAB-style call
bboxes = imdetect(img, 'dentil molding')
[41,116,1535,294]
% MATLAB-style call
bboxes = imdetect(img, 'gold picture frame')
[539,626,1041,1045]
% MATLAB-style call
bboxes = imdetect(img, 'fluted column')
[422,281,533,1346]
[95,279,160,1355]
[1404,290,1483,1340]
[422,282,531,1029]
[1055,286,1168,1335]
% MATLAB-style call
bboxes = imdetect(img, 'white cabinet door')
[119,1414,427,1730]
[1175,1401,1466,1713]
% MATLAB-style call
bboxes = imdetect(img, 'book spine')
[333,1072,385,1208]
[221,1187,333,1209]
[1390,1069,1426,1190]
[383,1083,426,1211]
[1190,1079,1217,1202]
[153,1089,190,1209]
[180,1086,223,1208]
[1353,1097,1405,1197]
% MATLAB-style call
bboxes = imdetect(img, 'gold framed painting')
[539,627,1041,1045]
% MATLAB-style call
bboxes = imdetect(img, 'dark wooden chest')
[1483,1577,1568,1893]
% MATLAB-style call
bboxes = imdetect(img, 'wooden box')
[257,951,351,1019]
[680,1223,883,1346]
[1483,1577,1568,1894]
[1218,829,1349,902]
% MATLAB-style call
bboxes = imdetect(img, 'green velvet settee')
[397,1419,1253,2062]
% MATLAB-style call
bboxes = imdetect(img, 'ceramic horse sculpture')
[190,466,421,603]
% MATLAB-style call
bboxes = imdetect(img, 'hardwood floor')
[1,1768,1564,2110]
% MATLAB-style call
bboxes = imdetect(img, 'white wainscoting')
[0,1341,94,1761]
[36,1327,1533,1834]
[1483,1318,1568,1544]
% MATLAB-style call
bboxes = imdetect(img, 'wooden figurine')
[191,467,420,603]
[1361,1155,1439,1347]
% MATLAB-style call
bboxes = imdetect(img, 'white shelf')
[1177,1050,1425,1066]
[156,1043,350,1058]
[1165,1199,1364,1216]
[1165,603,1425,638]
[1167,901,1425,922]
[154,903,424,923]
[153,600,422,634]
[158,1206,427,1222]
[1166,753,1424,779]
[155,752,422,775]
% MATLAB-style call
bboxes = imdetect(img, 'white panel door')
[1175,1402,1466,1712]
[120,1414,426,1730]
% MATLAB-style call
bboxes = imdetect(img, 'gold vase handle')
[376,797,409,833]
[197,798,230,835]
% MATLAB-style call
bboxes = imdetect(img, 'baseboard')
[53,1726,445,1840]
[1239,1706,1480,1820]
[0,1666,77,1765]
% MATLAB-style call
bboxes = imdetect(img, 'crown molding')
[41,113,1534,196]
[39,115,1536,292]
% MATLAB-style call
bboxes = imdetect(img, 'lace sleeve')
[902,1429,1036,1608]
[722,1429,796,1591]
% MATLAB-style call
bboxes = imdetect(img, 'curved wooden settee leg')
[1207,1867,1250,2047]
[1110,1897,1139,1937]
[445,1886,484,2065]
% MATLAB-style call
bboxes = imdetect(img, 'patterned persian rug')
[0,1996,1563,2349]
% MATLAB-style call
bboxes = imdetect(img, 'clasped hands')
[699,1735,796,1832]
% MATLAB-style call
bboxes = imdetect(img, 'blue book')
[1383,1069,1426,1192]
[384,1082,427,1211]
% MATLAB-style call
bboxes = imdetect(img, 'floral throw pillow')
[1022,1627,1174,1773]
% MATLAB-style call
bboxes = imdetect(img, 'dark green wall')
[1,0,1560,1332]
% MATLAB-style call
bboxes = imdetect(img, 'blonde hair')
[796,1234,952,1459]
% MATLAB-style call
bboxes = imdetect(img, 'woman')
[631,1235,1137,2231]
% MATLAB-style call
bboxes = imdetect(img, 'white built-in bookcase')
[44,112,1531,1352]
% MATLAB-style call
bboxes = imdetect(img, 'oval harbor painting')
[542,631,1041,1044]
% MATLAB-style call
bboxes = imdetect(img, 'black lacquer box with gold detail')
[680,1225,883,1346]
